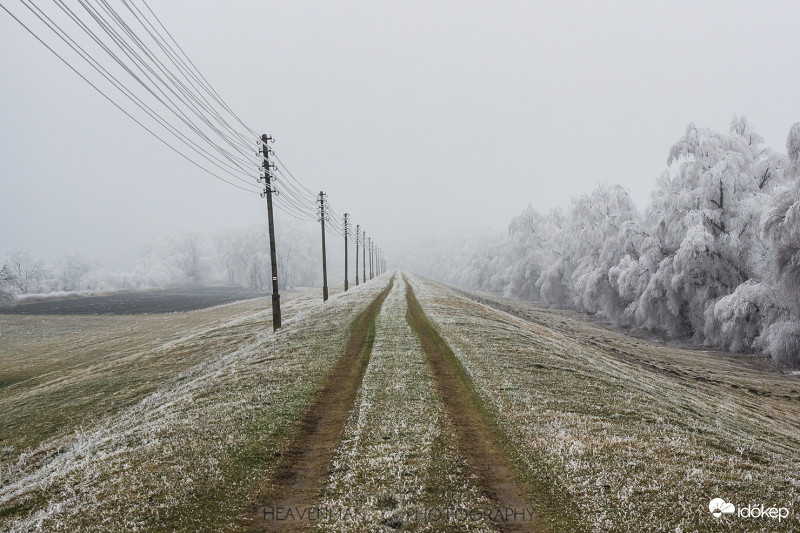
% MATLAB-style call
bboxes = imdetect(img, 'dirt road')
[250,275,547,532]
[251,280,393,531]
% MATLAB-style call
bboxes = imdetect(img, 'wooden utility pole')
[318,191,329,301]
[260,134,281,330]
[362,230,367,283]
[369,238,373,280]
[355,224,360,286]
[343,213,349,291]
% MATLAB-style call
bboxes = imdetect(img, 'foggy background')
[1,0,799,269]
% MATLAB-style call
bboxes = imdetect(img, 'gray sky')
[2,0,799,268]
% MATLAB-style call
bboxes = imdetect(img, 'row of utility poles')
[317,191,386,302]
[259,134,387,331]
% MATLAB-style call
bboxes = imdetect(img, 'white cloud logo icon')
[709,498,735,517]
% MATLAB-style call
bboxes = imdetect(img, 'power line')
[0,1,259,194]
[93,0,255,163]
[273,168,317,208]
[69,0,256,172]
[273,201,317,222]
[272,152,316,196]
[120,0,255,151]
[4,0,387,296]
[19,0,259,187]
[275,191,317,218]
[139,0,257,138]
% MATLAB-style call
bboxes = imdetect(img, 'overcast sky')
[1,0,798,268]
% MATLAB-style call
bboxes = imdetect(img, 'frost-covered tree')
[755,123,800,363]
[500,205,547,300]
[0,264,16,307]
[216,228,268,290]
[764,123,800,306]
[705,281,782,353]
[276,220,319,289]
[638,118,781,339]
[5,249,45,294]
[56,251,90,292]
[534,207,574,306]
[567,185,639,318]
[170,232,205,285]
[134,223,321,290]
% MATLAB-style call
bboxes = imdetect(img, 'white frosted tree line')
[0,219,323,304]
[403,118,800,365]
[0,249,93,300]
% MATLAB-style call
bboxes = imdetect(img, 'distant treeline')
[400,118,800,365]
[0,219,322,305]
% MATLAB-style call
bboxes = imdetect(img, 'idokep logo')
[709,498,735,518]
[709,498,790,522]
[738,504,790,522]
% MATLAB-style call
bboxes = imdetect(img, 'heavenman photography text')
[1,1,798,532]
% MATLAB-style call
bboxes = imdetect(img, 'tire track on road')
[404,277,547,533]
[251,277,394,532]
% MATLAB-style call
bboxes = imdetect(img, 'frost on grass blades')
[4,273,797,531]
[0,281,388,532]
[314,276,496,532]
[405,274,800,532]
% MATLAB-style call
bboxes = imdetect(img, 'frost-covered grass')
[0,279,389,531]
[0,290,316,456]
[6,271,796,531]
[406,274,800,533]
[13,290,104,303]
[316,276,494,532]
